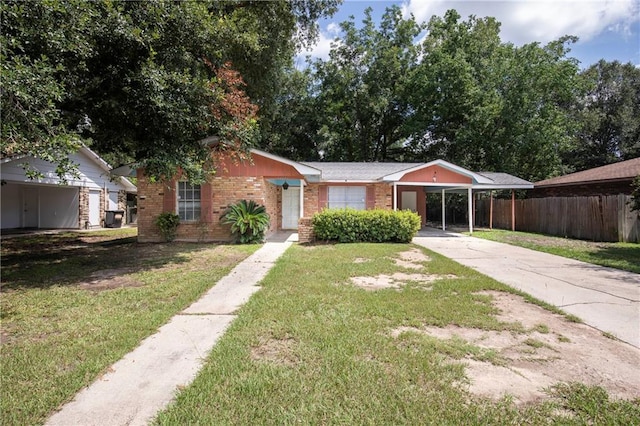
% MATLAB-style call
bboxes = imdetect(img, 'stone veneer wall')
[79,187,90,229]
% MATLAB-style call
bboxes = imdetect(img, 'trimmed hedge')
[312,208,421,243]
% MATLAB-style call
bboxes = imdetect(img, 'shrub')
[155,212,180,242]
[221,200,270,244]
[312,209,421,243]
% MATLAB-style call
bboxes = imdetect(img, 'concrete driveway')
[413,230,640,349]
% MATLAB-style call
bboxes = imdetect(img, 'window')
[177,182,201,221]
[328,186,366,210]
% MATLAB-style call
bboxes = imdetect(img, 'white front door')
[401,191,417,212]
[23,188,39,228]
[282,187,300,229]
[89,191,101,227]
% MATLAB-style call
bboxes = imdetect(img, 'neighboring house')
[1,147,137,230]
[134,149,532,242]
[532,157,640,197]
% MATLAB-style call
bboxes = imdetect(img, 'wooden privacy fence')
[476,194,640,243]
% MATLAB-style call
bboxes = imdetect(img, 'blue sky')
[299,0,640,69]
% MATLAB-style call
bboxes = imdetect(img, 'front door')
[401,191,417,212]
[281,187,300,229]
[23,188,39,228]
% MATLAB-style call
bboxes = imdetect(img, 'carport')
[383,161,533,233]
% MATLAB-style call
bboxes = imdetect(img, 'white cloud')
[401,0,639,45]
[297,23,342,64]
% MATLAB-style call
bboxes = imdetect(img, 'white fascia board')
[400,182,472,188]
[250,149,322,177]
[382,159,493,184]
[80,146,113,174]
[80,146,137,192]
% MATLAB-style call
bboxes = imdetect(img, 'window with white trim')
[328,186,366,210]
[177,181,201,221]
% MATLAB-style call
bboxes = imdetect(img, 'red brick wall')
[304,183,393,216]
[298,217,315,243]
[137,171,276,242]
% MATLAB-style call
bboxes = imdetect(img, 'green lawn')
[154,243,639,425]
[0,229,258,426]
[469,229,640,274]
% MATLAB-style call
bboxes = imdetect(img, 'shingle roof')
[302,162,421,181]
[477,172,533,186]
[535,158,640,187]
[301,161,533,188]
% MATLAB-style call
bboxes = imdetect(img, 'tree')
[1,0,339,181]
[310,6,422,161]
[260,66,324,161]
[407,10,582,181]
[566,60,640,171]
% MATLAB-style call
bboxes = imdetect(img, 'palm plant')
[221,200,270,243]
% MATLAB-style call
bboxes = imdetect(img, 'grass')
[469,229,640,274]
[153,243,639,425]
[1,228,258,426]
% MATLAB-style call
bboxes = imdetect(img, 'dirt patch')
[391,248,431,269]
[350,272,456,291]
[77,268,145,291]
[250,336,299,366]
[391,291,640,404]
[353,258,371,264]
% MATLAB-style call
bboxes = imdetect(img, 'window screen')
[328,186,366,210]
[177,182,201,221]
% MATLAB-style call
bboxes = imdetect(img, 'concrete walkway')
[46,233,297,426]
[413,229,640,348]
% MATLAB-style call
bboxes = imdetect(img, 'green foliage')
[155,212,180,242]
[630,175,640,214]
[270,7,596,182]
[1,0,339,181]
[566,60,640,170]
[312,208,421,243]
[1,231,257,425]
[221,200,270,244]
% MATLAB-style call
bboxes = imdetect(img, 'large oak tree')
[1,0,339,181]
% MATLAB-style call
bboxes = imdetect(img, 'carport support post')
[441,189,446,231]
[489,191,494,230]
[393,183,397,211]
[511,189,515,231]
[468,187,473,234]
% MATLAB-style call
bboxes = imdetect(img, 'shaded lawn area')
[1,228,258,426]
[154,243,639,425]
[469,230,640,274]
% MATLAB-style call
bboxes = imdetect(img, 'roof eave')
[535,177,634,188]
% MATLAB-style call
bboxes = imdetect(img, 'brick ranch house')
[130,149,532,243]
